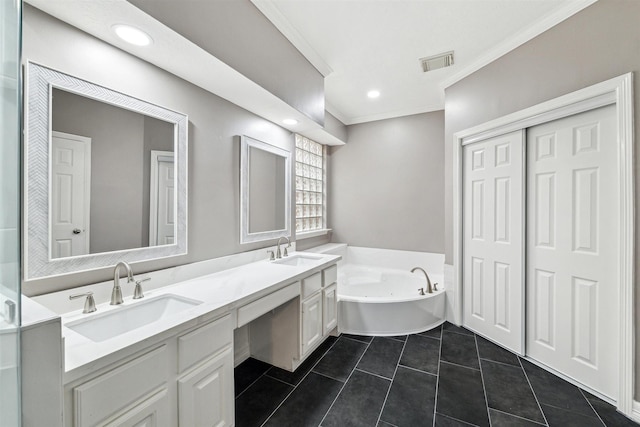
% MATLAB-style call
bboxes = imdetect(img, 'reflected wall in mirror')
[51,88,175,258]
[240,135,291,244]
[25,62,188,280]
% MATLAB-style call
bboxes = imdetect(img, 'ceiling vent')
[420,51,454,72]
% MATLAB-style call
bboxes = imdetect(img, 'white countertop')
[59,251,340,378]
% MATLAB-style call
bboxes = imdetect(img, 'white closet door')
[526,104,618,399]
[463,130,524,354]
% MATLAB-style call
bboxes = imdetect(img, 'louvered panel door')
[526,104,619,399]
[463,130,525,354]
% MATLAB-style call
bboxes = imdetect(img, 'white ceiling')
[252,0,596,125]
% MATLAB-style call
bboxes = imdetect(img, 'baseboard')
[443,263,460,325]
[632,400,640,423]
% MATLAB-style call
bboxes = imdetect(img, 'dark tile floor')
[234,322,639,427]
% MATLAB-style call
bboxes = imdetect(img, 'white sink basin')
[66,294,202,342]
[272,254,323,267]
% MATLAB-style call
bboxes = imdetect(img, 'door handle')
[73,228,82,234]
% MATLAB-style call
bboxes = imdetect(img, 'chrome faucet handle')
[433,282,438,291]
[418,288,425,296]
[133,277,150,300]
[69,291,97,314]
[267,250,275,261]
[283,246,288,257]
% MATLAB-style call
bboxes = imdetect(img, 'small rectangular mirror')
[240,135,291,244]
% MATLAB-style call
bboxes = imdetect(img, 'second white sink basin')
[272,254,323,267]
[66,294,202,342]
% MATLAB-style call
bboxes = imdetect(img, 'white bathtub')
[309,244,445,336]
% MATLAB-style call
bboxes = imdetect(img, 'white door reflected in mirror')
[150,150,175,246]
[51,131,91,258]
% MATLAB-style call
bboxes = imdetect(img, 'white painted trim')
[24,62,189,280]
[632,400,640,423]
[250,0,333,77]
[239,135,292,244]
[440,0,597,90]
[296,228,331,240]
[149,150,174,246]
[452,73,634,416]
[335,102,445,126]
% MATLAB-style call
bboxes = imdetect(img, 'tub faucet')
[276,236,291,259]
[411,267,433,294]
[111,261,134,305]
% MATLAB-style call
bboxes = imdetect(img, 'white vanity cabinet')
[64,314,234,427]
[323,283,338,335]
[250,263,339,370]
[300,265,338,358]
[301,292,323,355]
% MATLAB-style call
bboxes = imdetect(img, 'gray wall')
[324,111,348,142]
[329,112,445,253]
[443,0,640,399]
[129,0,325,125]
[23,5,294,295]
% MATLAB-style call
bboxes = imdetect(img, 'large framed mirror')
[240,135,291,244]
[24,62,188,280]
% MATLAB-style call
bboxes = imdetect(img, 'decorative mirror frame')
[24,62,188,280]
[240,135,291,244]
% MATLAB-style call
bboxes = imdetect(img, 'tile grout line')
[235,366,272,399]
[436,412,480,427]
[374,334,410,426]
[354,367,394,382]
[397,363,438,377]
[478,356,522,369]
[578,388,607,426]
[475,334,493,427]
[432,325,443,427]
[518,356,550,427]
[489,408,547,426]
[317,335,375,426]
[257,337,340,427]
[439,359,481,372]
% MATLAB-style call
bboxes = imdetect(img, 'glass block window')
[295,135,325,233]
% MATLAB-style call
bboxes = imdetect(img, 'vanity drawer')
[237,282,300,328]
[178,314,232,374]
[73,345,169,427]
[323,265,338,286]
[302,272,322,299]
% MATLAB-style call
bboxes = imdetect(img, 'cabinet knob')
[73,228,82,234]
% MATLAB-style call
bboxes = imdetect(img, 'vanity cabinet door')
[322,283,338,336]
[301,293,323,356]
[178,347,234,427]
[103,388,170,427]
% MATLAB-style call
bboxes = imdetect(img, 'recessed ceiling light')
[112,24,153,46]
[367,90,381,99]
[283,119,298,125]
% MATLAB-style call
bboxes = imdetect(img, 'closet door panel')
[463,130,524,354]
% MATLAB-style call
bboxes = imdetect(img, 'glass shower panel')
[0,0,22,426]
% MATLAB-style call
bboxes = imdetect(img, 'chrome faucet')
[111,261,134,305]
[411,267,434,294]
[276,236,291,259]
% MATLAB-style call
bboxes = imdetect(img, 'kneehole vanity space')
[27,251,340,426]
